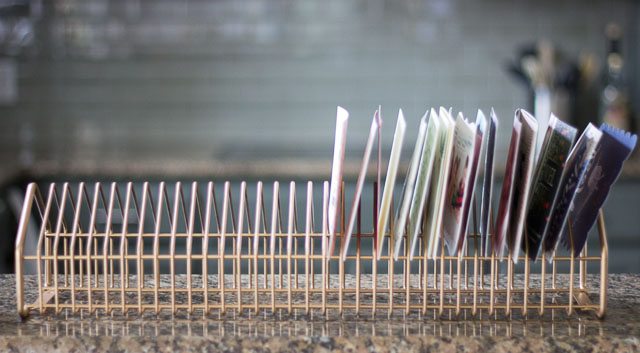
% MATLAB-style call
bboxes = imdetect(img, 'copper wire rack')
[14,181,608,319]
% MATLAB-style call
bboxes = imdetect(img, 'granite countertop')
[2,274,640,352]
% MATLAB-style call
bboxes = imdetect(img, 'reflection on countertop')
[15,311,606,338]
[2,274,640,352]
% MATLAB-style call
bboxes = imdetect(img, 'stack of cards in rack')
[328,105,637,263]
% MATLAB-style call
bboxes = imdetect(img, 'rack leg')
[597,210,608,319]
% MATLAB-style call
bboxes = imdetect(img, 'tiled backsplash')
[0,0,638,174]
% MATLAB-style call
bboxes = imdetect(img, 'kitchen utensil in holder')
[15,181,608,319]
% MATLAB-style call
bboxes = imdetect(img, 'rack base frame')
[14,181,608,319]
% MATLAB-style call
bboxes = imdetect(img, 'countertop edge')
[0,334,639,353]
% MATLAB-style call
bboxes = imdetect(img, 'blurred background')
[0,0,638,273]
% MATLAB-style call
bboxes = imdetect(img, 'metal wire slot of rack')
[14,181,608,319]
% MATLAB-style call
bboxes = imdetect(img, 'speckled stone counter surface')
[2,274,640,352]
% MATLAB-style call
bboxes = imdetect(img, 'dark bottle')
[599,23,632,132]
